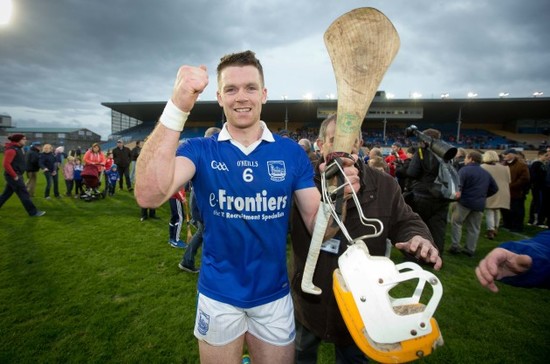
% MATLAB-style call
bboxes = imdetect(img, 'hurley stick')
[301,7,400,295]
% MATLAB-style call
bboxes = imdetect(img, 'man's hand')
[395,235,442,270]
[475,248,532,293]
[319,155,361,195]
[171,65,209,112]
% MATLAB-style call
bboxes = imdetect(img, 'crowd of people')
[0,136,143,215]
[3,49,549,364]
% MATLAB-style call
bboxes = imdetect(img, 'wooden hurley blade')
[302,8,400,296]
[324,7,400,153]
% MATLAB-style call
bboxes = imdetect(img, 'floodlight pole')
[456,107,462,143]
[383,118,387,145]
[282,95,289,131]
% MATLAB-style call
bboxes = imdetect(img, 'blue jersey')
[106,170,119,186]
[177,126,314,308]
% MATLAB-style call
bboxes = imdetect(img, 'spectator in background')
[169,186,188,248]
[179,182,202,273]
[384,141,406,177]
[407,128,450,254]
[0,134,45,217]
[452,148,467,171]
[140,207,158,222]
[500,149,530,233]
[55,146,65,165]
[62,156,76,197]
[104,151,114,172]
[105,164,120,196]
[25,141,42,198]
[103,151,114,194]
[368,147,383,161]
[39,144,60,199]
[112,139,133,191]
[481,150,511,240]
[395,146,416,207]
[527,150,548,227]
[476,231,550,292]
[368,155,388,173]
[361,146,370,163]
[395,146,415,193]
[298,138,319,168]
[179,127,221,273]
[53,146,65,197]
[448,151,498,257]
[130,140,142,185]
[73,158,84,198]
[83,143,106,175]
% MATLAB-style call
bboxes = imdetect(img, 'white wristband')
[159,99,190,132]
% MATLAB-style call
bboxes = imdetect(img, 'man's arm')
[475,248,532,293]
[134,65,209,208]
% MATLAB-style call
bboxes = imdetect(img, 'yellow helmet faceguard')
[333,242,444,363]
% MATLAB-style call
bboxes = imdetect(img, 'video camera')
[405,125,457,161]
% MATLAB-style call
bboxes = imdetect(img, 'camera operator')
[406,128,450,254]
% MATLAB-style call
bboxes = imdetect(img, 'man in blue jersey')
[135,50,360,364]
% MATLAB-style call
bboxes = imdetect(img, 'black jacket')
[25,147,41,172]
[407,147,440,198]
[39,152,56,172]
[458,163,498,211]
[112,146,132,167]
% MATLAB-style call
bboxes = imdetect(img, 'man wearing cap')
[25,141,42,197]
[0,134,45,217]
[501,149,530,232]
[112,139,133,191]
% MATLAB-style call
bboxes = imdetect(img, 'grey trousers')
[451,203,483,253]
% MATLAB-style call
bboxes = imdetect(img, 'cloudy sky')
[1,0,549,139]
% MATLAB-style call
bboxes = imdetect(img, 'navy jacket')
[458,163,498,211]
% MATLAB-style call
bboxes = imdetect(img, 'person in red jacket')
[0,134,45,217]
[384,142,407,177]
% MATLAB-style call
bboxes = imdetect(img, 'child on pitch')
[168,186,187,248]
[73,158,84,198]
[62,156,75,196]
[105,164,120,196]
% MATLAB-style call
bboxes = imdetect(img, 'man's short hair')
[317,114,361,144]
[422,128,441,139]
[298,138,312,152]
[217,50,264,87]
[205,127,221,137]
[467,151,482,164]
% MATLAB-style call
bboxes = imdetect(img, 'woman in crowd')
[83,143,106,174]
[481,150,511,239]
[39,144,60,199]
